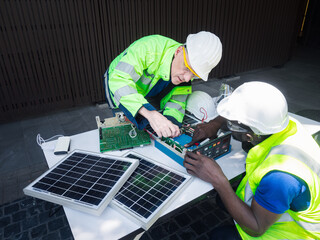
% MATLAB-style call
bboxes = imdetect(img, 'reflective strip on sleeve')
[140,75,153,85]
[164,102,185,114]
[115,61,140,82]
[104,75,116,108]
[113,85,138,105]
[171,94,188,102]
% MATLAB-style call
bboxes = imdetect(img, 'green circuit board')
[99,124,151,152]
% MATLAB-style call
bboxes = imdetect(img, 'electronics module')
[146,114,232,166]
[96,113,151,152]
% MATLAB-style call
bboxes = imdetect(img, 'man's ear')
[174,46,184,57]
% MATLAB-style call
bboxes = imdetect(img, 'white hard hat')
[186,91,218,121]
[217,81,289,135]
[186,31,222,81]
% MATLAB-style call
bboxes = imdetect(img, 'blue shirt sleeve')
[254,171,310,214]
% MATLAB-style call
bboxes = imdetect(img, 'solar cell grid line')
[115,159,175,218]
[33,152,111,202]
[111,151,192,230]
[23,150,139,216]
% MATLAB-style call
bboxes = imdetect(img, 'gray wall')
[0,0,306,122]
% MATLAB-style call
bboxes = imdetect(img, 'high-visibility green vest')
[236,118,320,239]
[105,35,192,124]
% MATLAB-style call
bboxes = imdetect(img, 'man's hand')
[183,151,228,188]
[184,116,226,147]
[139,107,180,138]
[148,111,180,138]
[184,122,214,147]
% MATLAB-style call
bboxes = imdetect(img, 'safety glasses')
[183,47,200,79]
[227,120,250,133]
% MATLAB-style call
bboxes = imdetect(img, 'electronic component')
[96,113,151,152]
[146,114,232,166]
[191,132,232,158]
[111,151,191,230]
[23,150,139,216]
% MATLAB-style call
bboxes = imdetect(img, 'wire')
[36,134,64,149]
[199,107,208,122]
[129,124,137,138]
[144,129,155,140]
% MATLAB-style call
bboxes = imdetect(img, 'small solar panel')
[111,152,192,229]
[23,150,139,216]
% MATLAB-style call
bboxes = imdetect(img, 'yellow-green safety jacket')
[236,118,320,239]
[104,35,192,129]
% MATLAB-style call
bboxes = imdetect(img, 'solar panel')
[23,150,139,216]
[111,151,192,230]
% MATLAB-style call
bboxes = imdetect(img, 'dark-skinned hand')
[184,116,226,147]
[183,151,228,188]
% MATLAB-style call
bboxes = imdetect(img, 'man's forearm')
[213,181,263,237]
[138,106,152,120]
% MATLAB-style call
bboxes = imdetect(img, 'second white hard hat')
[186,91,218,121]
[217,81,289,135]
[186,31,222,81]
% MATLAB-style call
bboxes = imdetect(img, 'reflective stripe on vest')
[171,94,188,102]
[113,85,138,105]
[115,62,140,82]
[278,212,320,232]
[243,144,320,232]
[164,102,184,114]
[244,180,253,205]
[267,144,320,176]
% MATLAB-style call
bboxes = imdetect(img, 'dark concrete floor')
[0,45,319,239]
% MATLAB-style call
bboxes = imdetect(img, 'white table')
[41,113,320,240]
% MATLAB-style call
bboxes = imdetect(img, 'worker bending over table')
[184,81,320,239]
[104,31,222,138]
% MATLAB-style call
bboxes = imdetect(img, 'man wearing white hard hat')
[184,81,320,239]
[104,31,222,138]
